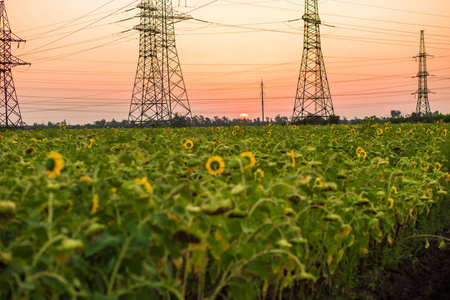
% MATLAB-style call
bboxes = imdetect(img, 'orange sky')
[6,0,450,124]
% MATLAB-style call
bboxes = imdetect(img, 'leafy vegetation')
[0,122,448,299]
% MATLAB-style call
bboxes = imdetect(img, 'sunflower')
[288,150,295,167]
[88,138,94,149]
[388,198,394,209]
[0,200,16,222]
[376,128,383,135]
[356,147,367,161]
[183,139,194,149]
[136,177,152,194]
[254,168,264,181]
[391,186,398,194]
[435,162,442,171]
[46,152,64,179]
[315,177,323,186]
[90,194,99,215]
[206,156,225,175]
[80,176,92,183]
[241,152,256,169]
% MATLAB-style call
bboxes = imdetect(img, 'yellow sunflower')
[388,198,394,209]
[136,177,152,194]
[183,139,194,149]
[315,177,323,186]
[90,194,99,215]
[241,152,256,169]
[391,186,398,194]
[206,156,225,175]
[46,152,64,179]
[288,150,295,167]
[80,176,92,183]
[376,128,383,135]
[254,168,264,181]
[356,147,367,161]
[435,162,442,171]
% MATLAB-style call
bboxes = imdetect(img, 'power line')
[21,0,140,56]
[329,0,450,19]
[26,0,116,40]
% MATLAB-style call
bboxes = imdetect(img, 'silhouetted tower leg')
[292,0,334,122]
[413,30,431,116]
[0,1,29,129]
[128,0,192,128]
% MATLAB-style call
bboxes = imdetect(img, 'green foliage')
[0,122,448,299]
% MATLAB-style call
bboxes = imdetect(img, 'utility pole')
[413,30,431,116]
[261,79,264,123]
[0,1,29,129]
[128,0,193,128]
[292,0,334,122]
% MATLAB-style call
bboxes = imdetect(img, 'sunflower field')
[0,121,449,299]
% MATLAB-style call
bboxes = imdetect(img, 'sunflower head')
[206,156,225,175]
[0,201,16,223]
[25,147,35,154]
[388,198,394,209]
[46,152,64,179]
[241,152,256,169]
[183,139,194,149]
[254,168,264,181]
[90,194,99,215]
[136,177,152,197]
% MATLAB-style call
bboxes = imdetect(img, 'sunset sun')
[239,113,249,120]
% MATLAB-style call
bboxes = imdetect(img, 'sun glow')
[239,113,249,120]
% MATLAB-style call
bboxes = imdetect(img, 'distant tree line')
[20,111,450,130]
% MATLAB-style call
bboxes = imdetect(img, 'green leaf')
[85,232,124,257]
[93,291,119,300]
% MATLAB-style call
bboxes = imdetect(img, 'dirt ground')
[363,229,450,300]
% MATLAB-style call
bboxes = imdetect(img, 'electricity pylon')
[413,30,431,116]
[128,0,193,128]
[0,1,29,129]
[292,0,334,122]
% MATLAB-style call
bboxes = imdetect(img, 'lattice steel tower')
[413,30,431,116]
[0,1,29,129]
[128,0,192,128]
[292,0,334,122]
